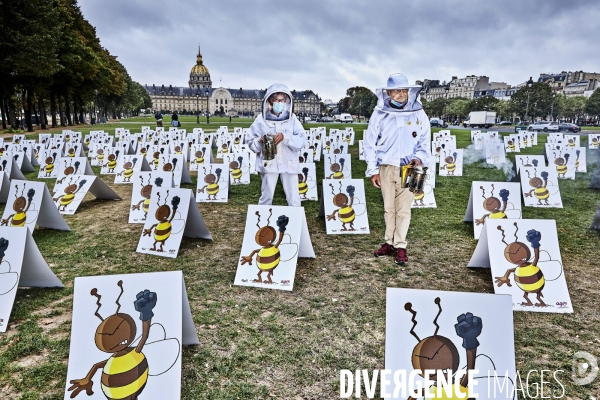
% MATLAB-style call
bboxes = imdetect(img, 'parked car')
[335,113,353,123]
[498,121,512,125]
[430,118,448,128]
[514,123,528,133]
[558,123,581,133]
[463,111,497,128]
[527,121,559,132]
[321,116,334,122]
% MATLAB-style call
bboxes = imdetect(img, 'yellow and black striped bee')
[575,150,581,172]
[131,175,160,220]
[152,151,161,170]
[240,209,291,284]
[327,156,345,179]
[228,156,244,184]
[326,182,362,231]
[1,183,35,227]
[474,184,510,225]
[103,150,120,173]
[56,159,81,184]
[298,167,310,200]
[68,280,179,399]
[53,176,87,212]
[142,190,180,252]
[494,222,553,308]
[197,166,222,200]
[506,140,515,152]
[190,147,207,166]
[524,166,551,206]
[440,151,458,175]
[43,152,58,177]
[553,151,570,178]
[117,157,138,182]
[94,149,105,164]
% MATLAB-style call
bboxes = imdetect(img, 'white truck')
[463,111,496,129]
[335,113,353,123]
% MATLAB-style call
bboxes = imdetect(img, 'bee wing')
[170,216,186,235]
[504,209,522,219]
[352,201,367,217]
[0,265,19,295]
[279,242,299,262]
[537,256,564,282]
[547,182,560,195]
[131,323,182,376]
[25,210,39,226]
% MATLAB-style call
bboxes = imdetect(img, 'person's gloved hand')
[134,290,157,321]
[455,312,482,349]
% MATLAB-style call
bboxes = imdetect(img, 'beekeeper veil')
[375,73,423,113]
[262,83,293,123]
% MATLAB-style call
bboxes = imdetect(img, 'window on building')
[225,100,227,104]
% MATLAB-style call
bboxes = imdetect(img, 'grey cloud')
[80,0,600,101]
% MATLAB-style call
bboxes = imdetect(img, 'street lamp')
[533,101,538,122]
[524,76,533,123]
[205,89,209,123]
[444,86,449,121]
[550,91,557,121]
[196,92,200,124]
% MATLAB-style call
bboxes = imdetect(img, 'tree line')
[0,0,151,132]
[336,84,600,125]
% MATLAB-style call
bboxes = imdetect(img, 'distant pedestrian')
[155,111,163,127]
[229,115,232,123]
[171,111,179,127]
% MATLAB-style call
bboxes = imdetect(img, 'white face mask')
[272,102,286,113]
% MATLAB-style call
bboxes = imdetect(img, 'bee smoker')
[402,164,428,194]
[263,133,277,161]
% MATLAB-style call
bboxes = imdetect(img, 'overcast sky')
[80,0,600,101]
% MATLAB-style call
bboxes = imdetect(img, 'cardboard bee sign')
[320,179,369,234]
[468,219,573,313]
[547,149,576,180]
[385,288,517,399]
[431,141,456,164]
[64,271,198,400]
[188,144,214,171]
[0,155,25,180]
[196,164,229,202]
[222,153,250,185]
[298,163,318,202]
[155,154,192,187]
[358,140,365,161]
[129,172,174,224]
[0,227,64,332]
[520,165,563,208]
[324,154,352,180]
[136,187,212,258]
[234,205,314,291]
[438,149,464,176]
[484,140,506,165]
[514,155,546,176]
[464,182,522,239]
[1,180,70,231]
[52,176,121,215]
[113,155,152,184]
[53,157,94,194]
[503,136,520,153]
[588,133,600,149]
[0,172,10,204]
[411,160,436,208]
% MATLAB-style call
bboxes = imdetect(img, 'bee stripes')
[514,264,545,292]
[101,348,149,400]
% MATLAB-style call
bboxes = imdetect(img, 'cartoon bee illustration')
[524,166,551,206]
[152,149,163,170]
[440,151,458,175]
[190,147,207,166]
[404,298,484,399]
[139,145,149,157]
[197,166,223,200]
[65,134,70,143]
[53,177,87,212]
[326,182,365,231]
[67,147,76,157]
[220,141,230,155]
[487,145,501,163]
[494,222,562,307]
[142,190,181,252]
[299,151,310,163]
[173,144,183,155]
[297,167,316,200]
[434,143,446,162]
[0,237,19,296]
[327,156,346,179]
[229,156,245,184]
[520,156,532,168]
[103,150,120,173]
[324,139,332,153]
[42,152,58,177]
[57,159,81,184]
[203,136,210,145]
[475,185,515,225]
[132,176,162,221]
[240,209,297,284]
[553,151,570,178]
[505,139,515,152]
[0,147,5,156]
[332,144,345,155]
[523,134,529,147]
[412,173,433,207]
[117,157,138,182]
[34,145,41,161]
[345,133,352,144]
[161,156,179,179]
[94,149,105,164]
[234,135,242,145]
[574,150,581,172]
[309,145,317,159]
[68,280,179,399]
[567,138,576,148]
[2,184,36,227]
[591,136,599,149]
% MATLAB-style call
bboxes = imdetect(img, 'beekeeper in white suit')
[246,83,307,206]
[363,73,431,266]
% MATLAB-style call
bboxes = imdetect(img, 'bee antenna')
[433,297,442,337]
[480,186,486,199]
[267,208,272,225]
[497,226,509,246]
[404,302,421,342]
[203,166,207,175]
[513,222,519,241]
[338,181,342,193]
[255,211,261,229]
[115,280,124,314]
[156,191,161,206]
[139,175,144,186]
[534,168,538,177]
[491,184,495,197]
[21,183,26,197]
[164,190,170,205]
[90,288,104,321]
[329,183,335,195]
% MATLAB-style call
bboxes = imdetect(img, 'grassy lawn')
[0,120,599,399]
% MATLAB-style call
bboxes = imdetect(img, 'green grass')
[0,120,599,399]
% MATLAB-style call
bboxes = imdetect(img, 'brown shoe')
[374,243,395,257]
[395,248,408,265]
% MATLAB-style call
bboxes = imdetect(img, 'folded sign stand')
[1,180,70,231]
[319,179,369,234]
[467,219,573,313]
[0,227,64,332]
[234,205,314,291]
[464,182,522,239]
[136,188,212,258]
[53,176,121,215]
[64,270,198,400]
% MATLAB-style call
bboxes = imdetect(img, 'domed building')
[188,46,212,89]
[145,46,320,117]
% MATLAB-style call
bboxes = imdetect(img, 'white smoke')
[592,204,600,230]
[589,147,600,189]
[463,143,516,181]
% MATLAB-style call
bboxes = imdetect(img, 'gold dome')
[190,48,210,76]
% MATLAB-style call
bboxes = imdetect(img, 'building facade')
[146,47,320,116]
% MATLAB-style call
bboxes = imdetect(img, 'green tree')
[585,88,600,122]
[563,96,587,124]
[337,86,377,118]
[509,83,553,122]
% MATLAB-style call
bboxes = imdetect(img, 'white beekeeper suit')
[246,83,307,206]
[363,73,432,263]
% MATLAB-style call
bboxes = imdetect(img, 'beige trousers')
[379,164,413,249]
